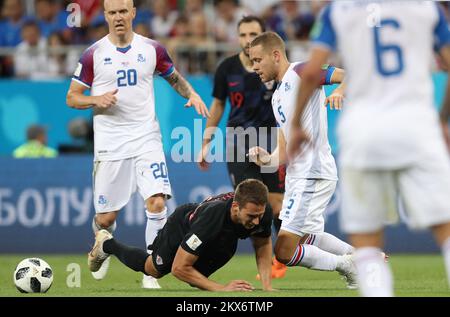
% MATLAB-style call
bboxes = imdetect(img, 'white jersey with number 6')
[313,1,450,169]
[72,33,175,161]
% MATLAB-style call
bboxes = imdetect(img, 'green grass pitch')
[0,254,448,297]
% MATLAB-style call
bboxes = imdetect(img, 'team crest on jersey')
[186,234,202,251]
[103,57,112,65]
[156,255,163,265]
[137,54,146,63]
[285,82,291,92]
[98,195,107,205]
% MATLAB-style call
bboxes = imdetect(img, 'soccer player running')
[248,32,358,289]
[66,0,209,289]
[88,179,274,291]
[197,16,287,279]
[290,1,450,297]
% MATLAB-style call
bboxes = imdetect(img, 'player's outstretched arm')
[164,69,210,118]
[197,98,226,171]
[439,46,450,151]
[66,81,118,110]
[251,236,274,291]
[171,247,254,291]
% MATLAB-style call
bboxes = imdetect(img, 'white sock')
[145,208,167,255]
[306,232,354,255]
[441,237,450,288]
[354,247,393,297]
[92,217,116,234]
[286,244,338,271]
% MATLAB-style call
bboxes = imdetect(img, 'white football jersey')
[72,33,175,161]
[272,62,337,180]
[313,1,450,168]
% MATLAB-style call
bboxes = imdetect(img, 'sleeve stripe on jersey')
[325,67,336,85]
[72,77,91,88]
[434,3,450,50]
[160,65,175,78]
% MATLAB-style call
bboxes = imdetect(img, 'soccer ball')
[13,258,53,293]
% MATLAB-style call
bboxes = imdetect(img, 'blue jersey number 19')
[373,19,404,77]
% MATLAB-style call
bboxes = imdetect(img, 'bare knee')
[431,222,450,246]
[274,232,301,265]
[95,212,117,228]
[146,194,166,213]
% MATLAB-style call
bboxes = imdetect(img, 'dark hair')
[26,125,46,140]
[237,15,266,32]
[22,19,40,30]
[234,179,268,207]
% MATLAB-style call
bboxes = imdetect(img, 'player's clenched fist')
[95,89,118,109]
[248,146,270,166]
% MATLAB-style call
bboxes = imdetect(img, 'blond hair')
[250,31,286,54]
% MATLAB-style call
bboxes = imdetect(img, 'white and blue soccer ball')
[13,258,53,293]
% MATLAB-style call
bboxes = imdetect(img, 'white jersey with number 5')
[313,1,450,168]
[272,62,337,180]
[72,33,175,161]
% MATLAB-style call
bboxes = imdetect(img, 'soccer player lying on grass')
[88,179,274,291]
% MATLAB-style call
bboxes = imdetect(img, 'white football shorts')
[340,152,450,233]
[279,178,337,236]
[93,150,172,213]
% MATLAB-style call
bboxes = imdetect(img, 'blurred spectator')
[213,0,249,43]
[186,12,215,73]
[87,15,108,43]
[46,32,67,77]
[48,31,80,78]
[13,20,50,79]
[167,12,214,74]
[58,118,94,154]
[151,0,178,40]
[13,124,58,158]
[0,0,28,47]
[133,0,153,26]
[182,0,214,30]
[240,0,277,16]
[135,22,151,38]
[266,0,315,41]
[34,0,70,39]
[169,15,189,38]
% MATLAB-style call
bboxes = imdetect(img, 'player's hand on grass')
[324,91,344,110]
[185,93,210,118]
[222,280,254,292]
[248,147,270,166]
[95,89,118,109]
[197,144,210,171]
